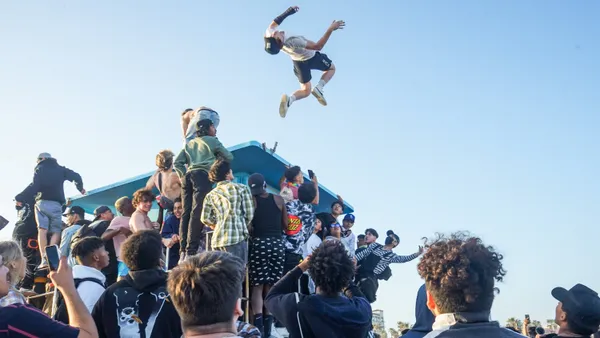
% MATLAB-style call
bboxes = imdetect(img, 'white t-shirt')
[265,27,315,62]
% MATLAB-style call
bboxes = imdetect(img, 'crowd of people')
[2,104,599,338]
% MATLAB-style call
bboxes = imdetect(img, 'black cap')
[93,205,111,220]
[63,206,85,217]
[248,173,267,195]
[552,284,600,332]
[264,36,281,55]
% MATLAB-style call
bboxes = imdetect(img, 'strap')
[156,172,163,194]
[74,277,105,289]
[295,293,304,338]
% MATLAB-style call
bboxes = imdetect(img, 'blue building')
[70,141,353,217]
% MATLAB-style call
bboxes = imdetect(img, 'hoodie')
[92,269,182,338]
[402,285,434,338]
[424,312,525,338]
[266,267,372,338]
[15,158,84,205]
[72,265,106,313]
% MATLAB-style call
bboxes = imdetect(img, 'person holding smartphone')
[0,253,98,338]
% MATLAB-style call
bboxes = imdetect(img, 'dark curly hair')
[308,240,354,296]
[417,232,506,314]
[121,230,163,271]
[155,149,175,171]
[209,159,231,183]
[284,165,302,182]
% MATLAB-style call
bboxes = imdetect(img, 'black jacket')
[15,158,83,205]
[266,267,373,338]
[92,269,182,338]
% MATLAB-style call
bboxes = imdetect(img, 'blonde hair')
[0,241,25,285]
[156,150,175,172]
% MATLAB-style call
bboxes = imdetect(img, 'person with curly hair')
[354,230,423,303]
[265,240,372,338]
[416,232,522,338]
[130,188,158,232]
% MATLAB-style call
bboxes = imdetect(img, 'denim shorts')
[34,200,63,234]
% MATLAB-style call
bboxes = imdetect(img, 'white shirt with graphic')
[265,27,315,62]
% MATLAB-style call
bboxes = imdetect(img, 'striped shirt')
[202,181,255,248]
[355,243,421,275]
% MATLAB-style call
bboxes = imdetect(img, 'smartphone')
[45,245,61,271]
[308,170,315,179]
[0,215,8,232]
[525,314,530,321]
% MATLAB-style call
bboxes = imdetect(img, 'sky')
[1,0,599,330]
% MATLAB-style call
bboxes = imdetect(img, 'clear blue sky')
[1,0,598,329]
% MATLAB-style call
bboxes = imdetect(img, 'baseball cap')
[264,36,281,55]
[93,205,111,220]
[63,206,85,217]
[343,214,356,223]
[248,173,267,196]
[552,284,600,332]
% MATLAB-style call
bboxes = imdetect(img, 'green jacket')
[174,136,234,177]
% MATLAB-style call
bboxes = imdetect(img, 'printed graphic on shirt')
[113,286,170,337]
[283,200,315,255]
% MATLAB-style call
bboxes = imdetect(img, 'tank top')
[252,194,283,238]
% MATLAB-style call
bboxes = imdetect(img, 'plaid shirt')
[201,181,254,248]
[0,288,26,307]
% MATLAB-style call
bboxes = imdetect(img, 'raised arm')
[305,20,346,51]
[355,242,380,262]
[268,6,299,31]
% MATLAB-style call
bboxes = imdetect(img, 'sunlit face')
[365,232,377,244]
[332,203,343,216]
[295,171,304,184]
[314,219,322,232]
[138,198,153,213]
[102,210,115,221]
[173,202,183,218]
[357,237,365,248]
[96,246,110,269]
[343,220,353,230]
[330,224,341,237]
[209,125,217,136]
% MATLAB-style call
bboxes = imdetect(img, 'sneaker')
[271,326,290,338]
[311,87,327,106]
[279,94,290,118]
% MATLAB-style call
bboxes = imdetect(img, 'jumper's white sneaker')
[271,326,289,338]
[311,86,327,106]
[279,94,290,118]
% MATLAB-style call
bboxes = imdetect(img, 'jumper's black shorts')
[293,52,333,84]
[249,237,285,286]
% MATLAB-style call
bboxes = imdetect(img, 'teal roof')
[70,141,353,215]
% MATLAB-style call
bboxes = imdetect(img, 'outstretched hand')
[290,6,300,12]
[329,20,346,31]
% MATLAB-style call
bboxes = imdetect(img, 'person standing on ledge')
[263,6,345,118]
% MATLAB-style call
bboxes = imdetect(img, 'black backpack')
[53,277,104,324]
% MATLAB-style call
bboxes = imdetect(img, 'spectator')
[55,237,109,322]
[146,150,181,224]
[279,165,303,203]
[0,241,27,306]
[283,182,318,277]
[73,206,117,286]
[357,234,366,250]
[201,159,254,263]
[0,254,99,338]
[341,213,356,254]
[161,197,183,270]
[15,153,86,268]
[11,193,40,290]
[92,230,182,338]
[355,230,422,303]
[247,173,287,336]
[303,218,323,258]
[174,118,233,260]
[130,188,157,232]
[181,106,221,146]
[400,285,434,338]
[101,197,134,279]
[168,251,260,338]
[59,206,90,266]
[417,232,522,337]
[266,240,372,338]
[548,283,600,337]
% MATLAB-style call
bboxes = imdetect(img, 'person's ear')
[233,298,244,318]
[426,289,438,316]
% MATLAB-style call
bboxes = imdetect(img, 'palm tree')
[389,328,400,337]
[546,319,557,332]
[397,321,411,332]
[532,320,541,328]
[506,317,518,329]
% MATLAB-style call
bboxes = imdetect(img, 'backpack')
[53,277,104,324]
